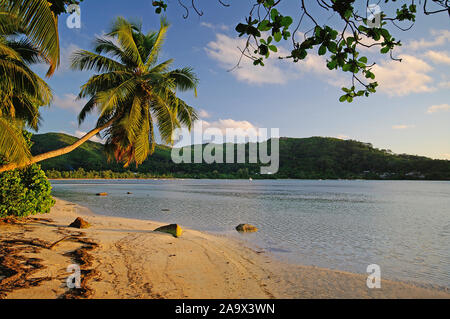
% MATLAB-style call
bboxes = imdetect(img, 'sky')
[35,0,450,159]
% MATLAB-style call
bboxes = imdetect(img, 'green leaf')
[274,31,282,42]
[258,20,271,32]
[318,45,327,56]
[269,45,277,52]
[358,56,368,63]
[327,60,337,70]
[270,8,279,21]
[380,47,390,54]
[327,41,337,53]
[281,16,293,27]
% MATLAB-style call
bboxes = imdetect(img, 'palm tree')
[0,10,53,165]
[0,17,199,172]
[0,0,72,165]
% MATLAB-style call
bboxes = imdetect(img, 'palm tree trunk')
[0,119,114,173]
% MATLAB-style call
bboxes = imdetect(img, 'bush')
[0,132,55,218]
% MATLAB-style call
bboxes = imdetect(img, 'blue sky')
[36,0,450,159]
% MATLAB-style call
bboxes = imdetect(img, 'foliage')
[0,0,67,76]
[34,132,450,181]
[0,0,58,165]
[0,132,55,218]
[71,17,199,167]
[152,0,449,101]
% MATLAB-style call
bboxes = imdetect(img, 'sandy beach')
[0,198,449,299]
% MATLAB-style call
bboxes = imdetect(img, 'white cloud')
[441,154,450,160]
[439,81,450,89]
[205,33,345,86]
[200,22,229,31]
[198,118,260,137]
[392,124,415,130]
[408,29,450,51]
[52,93,87,112]
[57,43,82,73]
[427,103,450,114]
[205,31,446,95]
[174,117,263,147]
[74,130,104,144]
[424,50,450,65]
[372,55,435,96]
[295,54,346,87]
[198,109,212,118]
[336,134,350,140]
[205,33,294,85]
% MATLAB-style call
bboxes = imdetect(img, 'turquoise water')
[51,179,450,288]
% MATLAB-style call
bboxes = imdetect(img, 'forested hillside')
[32,133,450,180]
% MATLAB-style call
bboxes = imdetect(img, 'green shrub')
[0,132,55,218]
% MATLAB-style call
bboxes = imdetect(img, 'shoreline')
[0,197,449,299]
[48,178,450,182]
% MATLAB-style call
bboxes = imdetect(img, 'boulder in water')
[236,224,258,233]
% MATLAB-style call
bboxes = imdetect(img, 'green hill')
[31,133,450,180]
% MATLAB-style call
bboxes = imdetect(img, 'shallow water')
[51,179,450,288]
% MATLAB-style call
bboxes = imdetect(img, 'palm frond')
[93,37,135,67]
[107,17,143,68]
[6,38,49,64]
[166,67,199,94]
[4,0,60,76]
[149,58,173,74]
[0,117,31,164]
[71,50,127,73]
[78,71,132,99]
[145,17,169,68]
[95,78,137,118]
[77,96,97,125]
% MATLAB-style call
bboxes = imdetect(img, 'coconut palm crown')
[71,17,198,167]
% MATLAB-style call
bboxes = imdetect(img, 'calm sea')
[51,179,450,288]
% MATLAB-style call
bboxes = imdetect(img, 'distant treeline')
[33,133,450,180]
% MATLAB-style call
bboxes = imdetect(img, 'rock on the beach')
[236,224,258,233]
[154,224,183,238]
[96,192,108,196]
[69,217,91,229]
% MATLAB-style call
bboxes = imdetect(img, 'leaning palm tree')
[72,17,198,167]
[0,17,198,172]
